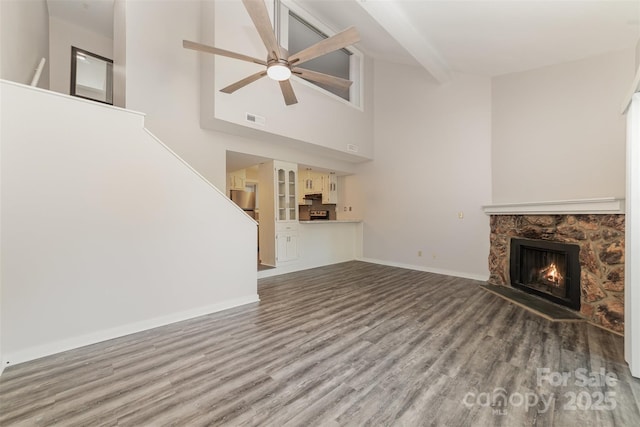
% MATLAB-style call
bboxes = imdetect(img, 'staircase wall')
[0,80,258,367]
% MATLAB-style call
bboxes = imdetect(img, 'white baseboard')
[357,257,489,282]
[258,257,489,282]
[257,257,357,279]
[2,294,260,369]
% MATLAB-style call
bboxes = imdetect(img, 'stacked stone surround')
[488,214,625,334]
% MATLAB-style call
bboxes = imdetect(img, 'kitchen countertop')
[299,219,362,224]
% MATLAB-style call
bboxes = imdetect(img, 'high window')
[278,1,363,108]
[288,12,351,101]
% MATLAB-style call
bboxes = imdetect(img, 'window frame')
[70,46,114,105]
[278,0,364,111]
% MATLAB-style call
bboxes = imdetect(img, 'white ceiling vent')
[347,144,359,153]
[245,113,266,126]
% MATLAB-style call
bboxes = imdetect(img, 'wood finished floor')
[2,261,640,426]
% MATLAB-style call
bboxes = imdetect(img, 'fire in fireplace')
[510,238,581,310]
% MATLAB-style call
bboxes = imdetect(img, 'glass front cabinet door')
[274,161,297,222]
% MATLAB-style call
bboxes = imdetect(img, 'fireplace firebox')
[509,238,581,310]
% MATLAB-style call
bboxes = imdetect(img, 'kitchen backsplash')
[299,202,337,221]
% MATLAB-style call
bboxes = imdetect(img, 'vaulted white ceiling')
[47,0,639,81]
[296,0,640,79]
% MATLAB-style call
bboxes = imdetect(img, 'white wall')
[357,61,492,280]
[0,81,258,365]
[0,0,50,88]
[49,16,113,96]
[492,48,635,203]
[337,174,365,221]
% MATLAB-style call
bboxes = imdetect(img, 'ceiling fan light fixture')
[183,0,360,106]
[267,63,291,81]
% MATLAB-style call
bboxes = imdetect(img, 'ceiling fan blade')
[279,80,298,106]
[288,26,360,67]
[183,40,267,66]
[242,0,281,60]
[221,71,268,94]
[292,67,353,92]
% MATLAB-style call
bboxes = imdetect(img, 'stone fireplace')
[488,213,625,333]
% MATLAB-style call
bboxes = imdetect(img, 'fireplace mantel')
[482,197,625,215]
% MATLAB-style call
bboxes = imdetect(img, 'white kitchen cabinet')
[301,170,313,194]
[322,173,338,204]
[275,162,297,222]
[300,171,322,195]
[312,174,324,193]
[258,160,299,266]
[227,169,246,191]
[298,170,339,203]
[298,179,306,204]
[276,223,298,262]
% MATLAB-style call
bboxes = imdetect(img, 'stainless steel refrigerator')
[230,190,256,219]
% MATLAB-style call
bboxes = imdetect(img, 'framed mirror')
[70,46,113,105]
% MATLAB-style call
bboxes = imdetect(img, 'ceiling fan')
[183,0,360,106]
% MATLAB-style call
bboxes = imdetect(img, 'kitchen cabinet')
[299,170,338,203]
[227,169,246,191]
[258,160,299,266]
[300,171,322,195]
[276,223,298,262]
[275,162,297,222]
[312,174,324,193]
[298,179,311,205]
[298,180,306,204]
[301,172,313,194]
[322,173,338,204]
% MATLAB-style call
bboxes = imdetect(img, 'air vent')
[245,113,266,126]
[347,144,359,153]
